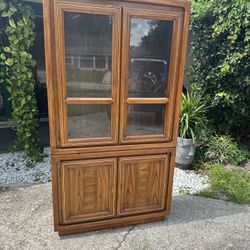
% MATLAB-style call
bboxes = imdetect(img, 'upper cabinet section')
[48,0,188,148]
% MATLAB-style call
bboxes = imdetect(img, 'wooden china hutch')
[43,0,190,235]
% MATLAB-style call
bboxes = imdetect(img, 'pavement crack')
[14,202,45,231]
[116,225,136,250]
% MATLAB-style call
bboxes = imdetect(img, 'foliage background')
[190,0,250,142]
[0,0,43,161]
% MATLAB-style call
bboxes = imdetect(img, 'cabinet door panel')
[118,155,169,216]
[120,7,183,143]
[60,158,117,224]
[54,2,121,147]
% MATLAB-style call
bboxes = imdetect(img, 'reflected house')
[64,12,113,99]
[65,54,112,96]
[66,54,111,72]
[65,54,112,89]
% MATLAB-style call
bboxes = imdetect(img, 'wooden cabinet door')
[119,7,183,144]
[118,155,169,216]
[60,158,117,224]
[54,1,121,147]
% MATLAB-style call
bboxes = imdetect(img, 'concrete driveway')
[0,184,249,250]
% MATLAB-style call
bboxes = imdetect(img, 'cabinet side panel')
[43,0,58,150]
[172,9,190,143]
[43,0,60,231]
[166,151,176,213]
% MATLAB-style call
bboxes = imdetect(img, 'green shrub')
[201,162,250,204]
[190,0,250,137]
[179,92,207,141]
[205,135,249,165]
[0,0,43,161]
[197,189,217,199]
[191,144,207,169]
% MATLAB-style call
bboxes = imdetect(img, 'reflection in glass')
[68,104,111,138]
[127,104,165,136]
[64,13,113,98]
[129,18,173,98]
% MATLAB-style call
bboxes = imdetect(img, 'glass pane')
[64,12,113,98]
[129,18,173,98]
[68,104,111,138]
[127,104,165,136]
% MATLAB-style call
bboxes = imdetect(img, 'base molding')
[57,210,169,236]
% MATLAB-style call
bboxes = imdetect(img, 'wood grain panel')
[60,158,117,224]
[118,155,169,215]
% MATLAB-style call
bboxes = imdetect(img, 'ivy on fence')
[0,0,43,162]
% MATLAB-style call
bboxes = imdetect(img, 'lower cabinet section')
[58,153,172,233]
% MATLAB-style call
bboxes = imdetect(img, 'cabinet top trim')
[53,0,191,11]
[121,0,190,9]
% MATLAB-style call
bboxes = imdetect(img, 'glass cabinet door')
[120,7,183,143]
[55,2,121,147]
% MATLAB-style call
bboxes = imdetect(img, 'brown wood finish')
[60,158,117,224]
[127,98,169,104]
[43,0,60,232]
[43,0,190,235]
[66,98,114,104]
[166,149,177,213]
[172,7,190,144]
[54,143,176,157]
[58,211,167,236]
[118,155,169,215]
[54,148,176,162]
[124,0,190,9]
[43,0,58,150]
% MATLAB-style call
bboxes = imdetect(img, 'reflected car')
[102,58,168,123]
[129,58,168,97]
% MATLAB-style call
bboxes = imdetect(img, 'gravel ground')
[0,148,51,185]
[173,168,209,194]
[0,148,209,194]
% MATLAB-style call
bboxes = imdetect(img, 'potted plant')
[176,92,207,167]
